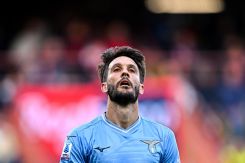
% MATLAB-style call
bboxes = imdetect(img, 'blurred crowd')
[1,17,245,162]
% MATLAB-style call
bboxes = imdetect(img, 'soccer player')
[60,46,180,162]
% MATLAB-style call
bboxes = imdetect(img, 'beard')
[107,83,140,106]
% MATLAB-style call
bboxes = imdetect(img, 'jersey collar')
[102,112,141,133]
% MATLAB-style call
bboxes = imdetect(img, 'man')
[60,46,180,162]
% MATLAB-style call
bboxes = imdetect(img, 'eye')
[113,67,121,72]
[129,68,136,73]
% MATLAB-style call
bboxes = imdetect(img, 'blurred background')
[0,0,245,162]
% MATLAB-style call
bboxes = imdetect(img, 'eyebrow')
[110,63,138,71]
[111,63,122,69]
[128,64,137,70]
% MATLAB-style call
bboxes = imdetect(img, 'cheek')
[133,75,141,84]
[107,71,122,80]
[107,75,117,85]
[134,74,141,82]
[132,80,141,88]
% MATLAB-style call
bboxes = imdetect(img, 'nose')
[121,71,129,78]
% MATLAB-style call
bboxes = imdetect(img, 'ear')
[139,83,144,94]
[101,82,108,93]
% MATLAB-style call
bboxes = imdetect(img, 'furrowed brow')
[128,64,137,69]
[110,63,122,71]
[128,64,138,71]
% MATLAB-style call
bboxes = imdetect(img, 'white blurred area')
[145,0,224,13]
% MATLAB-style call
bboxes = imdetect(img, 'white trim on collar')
[101,113,141,133]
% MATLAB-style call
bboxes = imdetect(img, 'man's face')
[101,56,144,106]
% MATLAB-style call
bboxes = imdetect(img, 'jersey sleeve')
[162,129,181,163]
[60,130,88,163]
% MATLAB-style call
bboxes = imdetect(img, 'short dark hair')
[98,46,146,83]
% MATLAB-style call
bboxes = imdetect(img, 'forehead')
[109,56,138,68]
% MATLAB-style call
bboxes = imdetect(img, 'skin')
[101,56,144,129]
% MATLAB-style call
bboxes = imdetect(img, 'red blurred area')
[6,75,221,163]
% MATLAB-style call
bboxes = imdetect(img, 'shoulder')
[141,117,175,137]
[68,116,103,137]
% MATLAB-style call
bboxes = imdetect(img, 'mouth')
[118,79,132,88]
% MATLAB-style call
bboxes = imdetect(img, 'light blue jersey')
[60,113,180,163]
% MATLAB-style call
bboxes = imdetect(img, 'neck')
[106,98,139,129]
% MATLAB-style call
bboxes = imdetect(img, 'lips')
[118,78,132,88]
